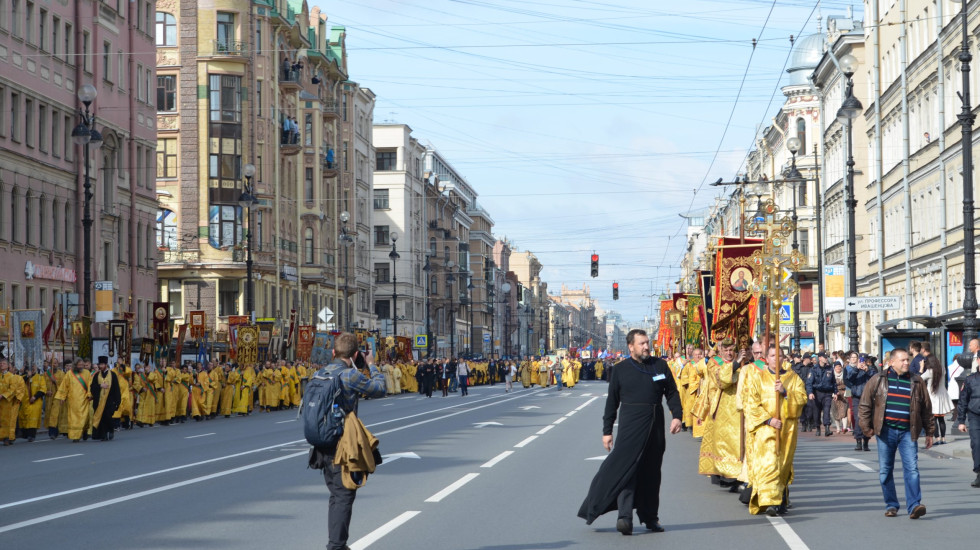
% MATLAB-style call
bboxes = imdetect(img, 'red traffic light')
[591,254,598,262]
[613,282,619,289]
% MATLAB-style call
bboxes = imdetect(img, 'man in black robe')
[90,356,121,441]
[578,328,683,535]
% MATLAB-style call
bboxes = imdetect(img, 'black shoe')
[971,473,980,488]
[863,440,871,451]
[645,521,665,532]
[854,442,863,451]
[616,518,632,536]
[825,427,832,437]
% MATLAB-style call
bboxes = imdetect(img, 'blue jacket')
[957,372,980,422]
[806,364,836,394]
[844,364,878,397]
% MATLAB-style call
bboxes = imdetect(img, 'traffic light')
[613,282,619,300]
[591,254,599,278]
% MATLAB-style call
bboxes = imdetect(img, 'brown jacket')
[858,369,934,441]
[333,413,380,490]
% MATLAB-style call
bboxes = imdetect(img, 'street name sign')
[844,296,900,312]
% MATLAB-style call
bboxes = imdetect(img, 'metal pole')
[960,2,978,347]
[245,202,254,316]
[846,114,859,352]
[791,153,801,351]
[82,119,92,318]
[814,144,826,348]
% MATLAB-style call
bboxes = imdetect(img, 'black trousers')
[969,413,980,473]
[616,451,663,523]
[323,458,357,550]
[813,391,833,426]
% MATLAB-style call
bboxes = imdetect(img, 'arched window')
[796,117,806,154]
[155,13,177,46]
[304,227,314,264]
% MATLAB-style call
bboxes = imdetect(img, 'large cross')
[745,199,806,331]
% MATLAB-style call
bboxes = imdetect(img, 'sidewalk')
[924,425,973,460]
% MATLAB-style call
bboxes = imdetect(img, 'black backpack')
[302,366,346,448]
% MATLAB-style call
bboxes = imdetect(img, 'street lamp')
[467,274,474,356]
[837,53,862,353]
[786,136,803,351]
[339,210,353,332]
[525,304,533,357]
[447,264,456,358]
[388,232,400,337]
[501,282,512,356]
[238,163,257,319]
[423,255,432,357]
[71,84,102,317]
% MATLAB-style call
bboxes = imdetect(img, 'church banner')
[311,332,333,365]
[685,294,707,348]
[297,325,314,361]
[12,310,44,370]
[237,325,259,366]
[189,310,206,339]
[698,270,715,341]
[139,338,154,365]
[657,299,673,353]
[283,310,297,355]
[152,303,170,347]
[108,320,128,360]
[258,321,274,362]
[227,315,250,360]
[711,237,762,350]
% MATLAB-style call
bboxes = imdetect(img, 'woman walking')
[921,355,954,444]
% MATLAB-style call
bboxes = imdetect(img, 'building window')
[157,75,176,112]
[373,189,389,209]
[103,42,112,82]
[218,279,239,316]
[374,225,390,246]
[10,91,20,142]
[797,180,807,207]
[796,117,806,154]
[11,0,20,37]
[255,81,262,117]
[256,210,263,251]
[376,150,396,171]
[216,12,234,49]
[38,8,45,51]
[168,280,183,317]
[24,1,32,44]
[304,113,312,146]
[304,167,314,201]
[209,74,242,122]
[374,300,391,320]
[375,263,390,283]
[208,205,241,249]
[64,22,72,63]
[24,98,33,146]
[82,30,91,72]
[157,208,177,249]
[799,229,809,258]
[155,12,176,46]
[800,283,814,313]
[37,104,46,152]
[304,227,314,264]
[51,16,59,56]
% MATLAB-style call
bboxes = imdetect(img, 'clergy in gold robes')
[53,361,94,441]
[519,360,532,388]
[113,363,134,428]
[381,363,396,395]
[743,346,807,515]
[233,365,255,415]
[46,364,67,438]
[191,366,211,419]
[18,364,46,442]
[677,349,702,429]
[1,359,29,444]
[148,367,167,424]
[697,340,744,480]
[689,356,708,438]
[392,363,402,393]
[220,365,239,417]
[132,366,158,426]
[208,363,223,416]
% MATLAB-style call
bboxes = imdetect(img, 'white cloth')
[456,361,469,377]
[921,367,954,415]
[948,361,964,401]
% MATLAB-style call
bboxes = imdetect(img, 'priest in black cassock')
[90,356,121,441]
[578,328,683,535]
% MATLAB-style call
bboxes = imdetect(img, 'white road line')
[565,410,577,417]
[368,390,535,428]
[580,393,592,397]
[767,516,810,550]
[425,473,479,503]
[553,417,567,424]
[32,454,83,463]
[275,419,296,424]
[0,451,307,533]
[536,425,554,435]
[0,439,306,510]
[382,403,394,406]
[575,396,599,411]
[184,433,216,439]
[370,390,546,437]
[481,451,514,468]
[349,511,421,550]
[514,435,538,448]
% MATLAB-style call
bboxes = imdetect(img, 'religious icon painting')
[20,320,35,339]
[730,267,752,293]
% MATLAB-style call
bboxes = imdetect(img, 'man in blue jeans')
[858,347,934,519]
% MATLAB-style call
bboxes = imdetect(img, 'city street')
[1,380,976,549]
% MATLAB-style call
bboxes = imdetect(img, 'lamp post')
[447,267,456,358]
[526,304,533,356]
[389,232,400,337]
[71,84,102,317]
[423,255,432,358]
[501,282,511,356]
[786,136,803,351]
[339,210,353,332]
[837,53,863,353]
[467,274,474,356]
[238,164,257,319]
[954,0,979,355]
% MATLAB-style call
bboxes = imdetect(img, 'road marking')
[184,433,216,439]
[828,456,874,472]
[481,451,514,468]
[0,451,307,533]
[519,405,541,410]
[275,419,296,424]
[370,390,547,437]
[514,435,538,448]
[0,439,307,511]
[767,516,810,550]
[565,410,577,417]
[473,421,503,428]
[585,456,607,461]
[382,403,394,407]
[32,454,83,463]
[553,417,566,424]
[425,473,479,503]
[575,396,599,411]
[349,510,421,550]
[381,452,421,464]
[536,425,554,435]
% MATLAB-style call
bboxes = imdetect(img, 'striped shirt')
[884,370,912,431]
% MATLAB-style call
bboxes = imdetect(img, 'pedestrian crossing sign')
[414,335,428,348]
[780,302,794,324]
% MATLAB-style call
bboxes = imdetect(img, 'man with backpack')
[306,333,386,550]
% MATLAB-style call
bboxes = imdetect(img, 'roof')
[786,34,824,86]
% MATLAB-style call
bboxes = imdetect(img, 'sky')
[320,0,864,325]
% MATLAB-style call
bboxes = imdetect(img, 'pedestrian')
[831,362,850,434]
[578,329,683,535]
[488,360,496,386]
[908,341,924,375]
[90,356,122,441]
[920,355,953,445]
[793,353,814,431]
[858,347,933,518]
[0,359,28,445]
[457,358,470,396]
[845,350,877,451]
[554,358,563,390]
[505,361,515,392]
[307,333,386,550]
[956,360,980,488]
[806,351,836,436]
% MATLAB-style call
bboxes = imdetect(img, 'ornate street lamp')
[389,232,400,337]
[786,136,804,351]
[837,53,862,353]
[238,163,257,318]
[71,84,102,317]
[339,210,353,331]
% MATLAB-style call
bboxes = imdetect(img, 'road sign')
[318,307,334,324]
[483,333,491,343]
[845,296,901,312]
[779,302,793,323]
[779,325,794,334]
[413,335,428,348]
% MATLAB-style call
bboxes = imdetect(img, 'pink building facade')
[0,0,158,338]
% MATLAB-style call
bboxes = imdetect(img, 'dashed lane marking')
[425,473,480,503]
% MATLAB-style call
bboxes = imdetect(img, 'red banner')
[189,310,206,339]
[297,325,314,361]
[711,237,762,350]
[227,315,250,360]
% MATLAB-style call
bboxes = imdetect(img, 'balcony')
[322,156,339,178]
[210,40,248,58]
[322,101,342,120]
[280,131,301,156]
[159,248,200,265]
[279,68,302,92]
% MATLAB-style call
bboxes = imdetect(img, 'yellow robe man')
[743,361,807,515]
[113,365,134,424]
[220,368,239,416]
[191,369,210,417]
[234,366,255,414]
[1,368,28,442]
[46,368,66,433]
[19,371,46,431]
[595,360,604,380]
[208,366,223,415]
[689,358,708,438]
[148,368,166,423]
[53,368,93,440]
[381,364,396,395]
[132,371,157,425]
[697,356,743,479]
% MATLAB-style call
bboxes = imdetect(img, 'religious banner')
[657,299,673,353]
[74,317,93,361]
[311,332,333,365]
[711,237,763,350]
[108,320,127,359]
[237,325,259,366]
[152,303,170,347]
[283,310,297,356]
[0,309,9,339]
[258,321,274,362]
[396,336,412,362]
[698,270,715,340]
[685,294,707,348]
[227,315,250,360]
[12,310,44,370]
[189,310,206,339]
[174,324,188,362]
[139,338,155,365]
[297,325,314,361]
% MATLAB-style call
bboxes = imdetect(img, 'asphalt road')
[1,381,977,549]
